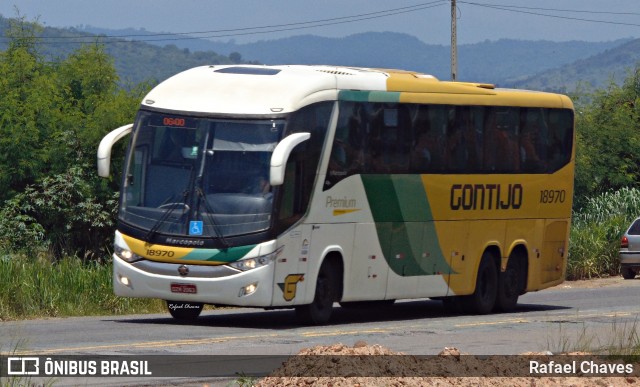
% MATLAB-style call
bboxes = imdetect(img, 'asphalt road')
[2,276,640,385]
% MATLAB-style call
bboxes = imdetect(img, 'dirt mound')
[256,342,638,386]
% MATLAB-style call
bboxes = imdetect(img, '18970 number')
[146,249,175,257]
[540,189,566,204]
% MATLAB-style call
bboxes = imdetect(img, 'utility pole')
[451,0,457,81]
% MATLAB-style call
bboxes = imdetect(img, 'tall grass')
[568,187,640,280]
[548,318,640,356]
[0,255,164,320]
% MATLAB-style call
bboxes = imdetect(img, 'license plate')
[170,283,197,294]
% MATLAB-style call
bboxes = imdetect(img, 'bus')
[97,65,574,324]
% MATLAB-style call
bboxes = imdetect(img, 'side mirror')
[97,124,133,177]
[269,132,310,186]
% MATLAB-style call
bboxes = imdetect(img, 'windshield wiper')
[191,130,229,247]
[195,182,229,248]
[145,190,191,242]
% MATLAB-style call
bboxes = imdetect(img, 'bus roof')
[141,65,573,116]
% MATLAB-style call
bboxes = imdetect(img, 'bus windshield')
[120,111,285,239]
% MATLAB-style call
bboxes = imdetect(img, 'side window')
[369,106,411,174]
[326,101,415,188]
[321,102,573,178]
[546,109,574,172]
[277,102,332,230]
[519,108,547,173]
[497,107,521,172]
[126,148,147,206]
[326,102,369,188]
[445,106,484,172]
[467,107,485,172]
[410,105,447,172]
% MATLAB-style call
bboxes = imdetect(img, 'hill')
[508,38,640,92]
[82,25,629,87]
[0,16,242,87]
[1,16,636,90]
[200,33,631,86]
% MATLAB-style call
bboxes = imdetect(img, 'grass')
[547,317,640,356]
[567,187,640,280]
[0,338,56,387]
[0,255,165,321]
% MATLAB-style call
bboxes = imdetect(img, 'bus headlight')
[229,252,275,271]
[239,282,258,297]
[114,245,143,263]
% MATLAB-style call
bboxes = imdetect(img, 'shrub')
[568,187,640,279]
[0,165,118,260]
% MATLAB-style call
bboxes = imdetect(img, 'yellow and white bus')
[98,65,574,324]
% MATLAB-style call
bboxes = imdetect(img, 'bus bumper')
[112,255,275,307]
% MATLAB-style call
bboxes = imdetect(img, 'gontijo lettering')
[450,183,523,210]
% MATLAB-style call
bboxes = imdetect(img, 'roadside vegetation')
[0,17,639,320]
[548,317,640,356]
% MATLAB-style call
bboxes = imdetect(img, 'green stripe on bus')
[182,244,256,262]
[361,175,454,277]
[338,90,401,103]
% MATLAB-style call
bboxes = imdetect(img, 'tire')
[167,301,203,321]
[494,255,522,312]
[296,260,340,325]
[460,252,498,314]
[621,267,636,280]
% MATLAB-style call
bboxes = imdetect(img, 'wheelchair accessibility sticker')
[189,221,203,236]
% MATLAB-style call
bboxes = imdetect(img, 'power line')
[462,1,640,16]
[460,1,640,27]
[3,1,638,46]
[2,1,448,45]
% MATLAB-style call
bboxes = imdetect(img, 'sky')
[0,0,639,45]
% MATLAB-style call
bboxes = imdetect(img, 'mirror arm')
[97,123,133,177]
[269,132,311,186]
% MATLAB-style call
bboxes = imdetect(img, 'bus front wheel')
[295,260,340,325]
[166,301,203,321]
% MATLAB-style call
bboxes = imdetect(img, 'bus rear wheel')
[494,253,524,312]
[166,301,203,321]
[460,252,498,314]
[296,260,339,325]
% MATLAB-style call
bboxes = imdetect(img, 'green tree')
[0,17,148,259]
[0,16,59,199]
[574,66,640,207]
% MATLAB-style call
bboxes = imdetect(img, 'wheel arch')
[463,243,501,294]
[506,242,529,295]
[483,244,502,272]
[321,250,345,301]
[304,247,345,304]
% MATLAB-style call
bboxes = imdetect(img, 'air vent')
[414,74,437,80]
[316,69,356,76]
[214,67,281,75]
